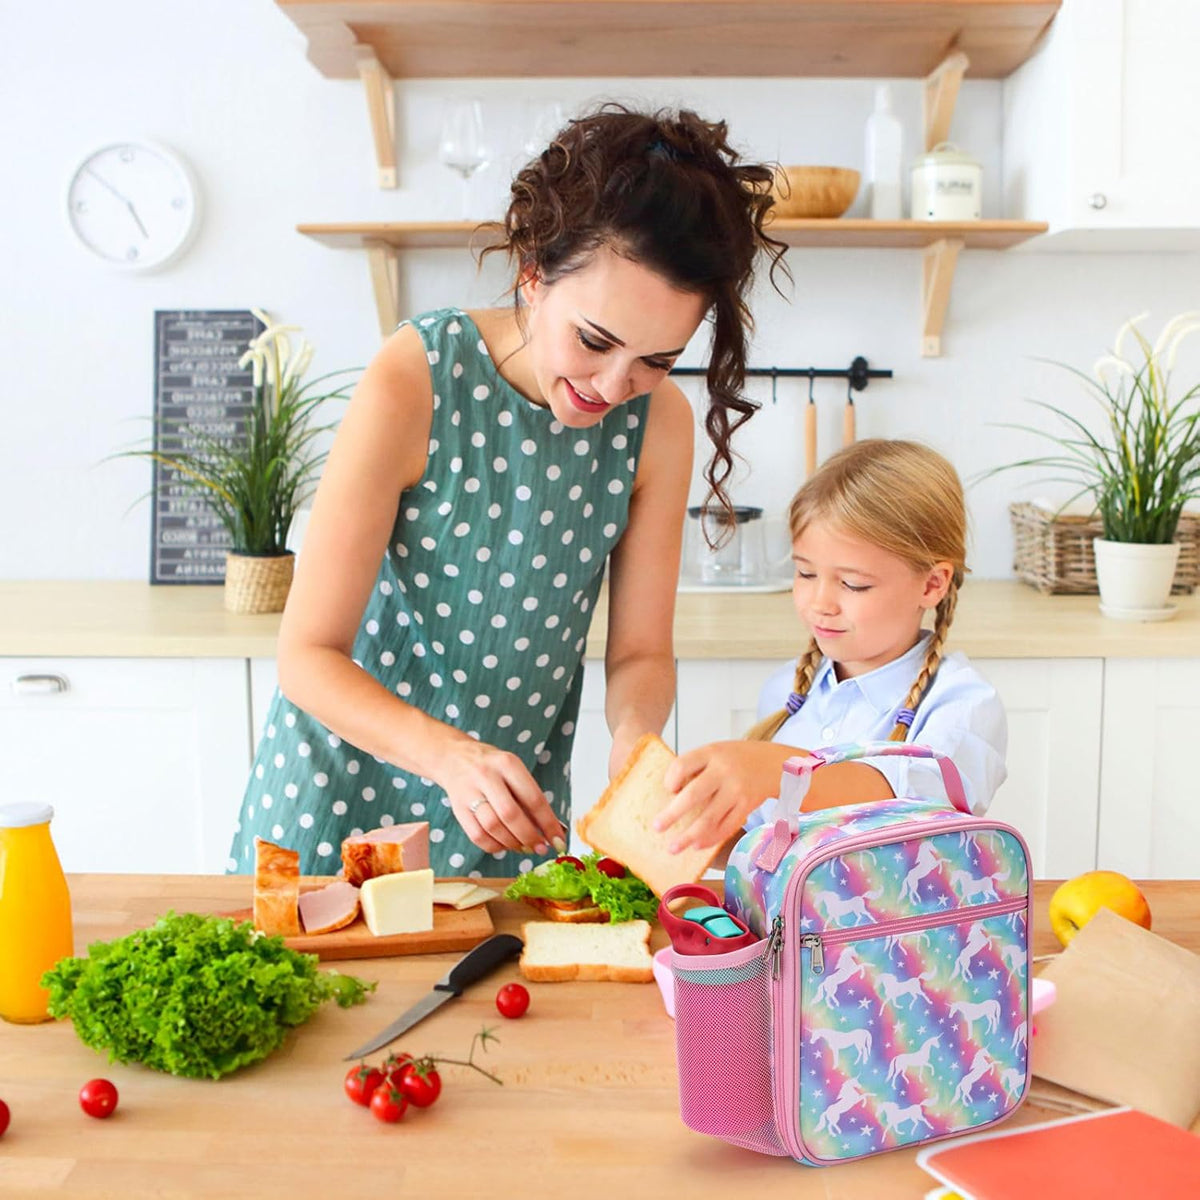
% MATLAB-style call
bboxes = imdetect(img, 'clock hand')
[84,165,149,239]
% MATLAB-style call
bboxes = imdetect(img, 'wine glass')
[522,100,567,159]
[438,99,489,220]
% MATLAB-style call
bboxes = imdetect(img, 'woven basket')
[223,552,295,614]
[1009,502,1200,595]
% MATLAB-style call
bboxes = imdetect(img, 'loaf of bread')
[576,733,719,897]
[519,919,654,983]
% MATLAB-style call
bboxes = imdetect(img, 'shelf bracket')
[354,45,397,189]
[365,240,400,337]
[923,50,970,150]
[921,237,964,357]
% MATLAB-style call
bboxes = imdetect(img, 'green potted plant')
[126,309,358,613]
[997,310,1200,620]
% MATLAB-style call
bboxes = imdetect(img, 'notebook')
[916,1107,1200,1200]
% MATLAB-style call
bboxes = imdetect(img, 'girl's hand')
[438,740,566,855]
[654,741,796,852]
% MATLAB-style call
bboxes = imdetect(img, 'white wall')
[4,0,1198,581]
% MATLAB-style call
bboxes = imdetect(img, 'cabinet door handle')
[12,673,70,696]
[1088,192,1108,210]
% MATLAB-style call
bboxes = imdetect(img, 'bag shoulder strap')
[753,741,969,873]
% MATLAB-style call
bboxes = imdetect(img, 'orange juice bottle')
[0,803,74,1023]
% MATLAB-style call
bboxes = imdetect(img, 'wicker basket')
[1009,502,1200,595]
[223,551,295,614]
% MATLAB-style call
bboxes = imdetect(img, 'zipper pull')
[801,933,825,975]
[766,915,785,979]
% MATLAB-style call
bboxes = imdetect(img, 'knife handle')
[436,933,524,995]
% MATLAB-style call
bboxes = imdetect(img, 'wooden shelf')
[297,218,1048,355]
[276,1,1060,81]
[298,218,1047,251]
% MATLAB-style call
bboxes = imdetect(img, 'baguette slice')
[576,733,719,897]
[519,920,654,983]
[253,836,301,936]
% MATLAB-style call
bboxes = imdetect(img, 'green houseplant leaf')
[117,310,360,555]
[985,311,1200,544]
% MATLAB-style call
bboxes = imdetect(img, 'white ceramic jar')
[910,142,982,220]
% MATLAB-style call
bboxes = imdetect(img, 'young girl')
[655,439,1007,854]
[228,104,785,878]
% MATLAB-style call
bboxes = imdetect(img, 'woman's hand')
[654,741,797,852]
[438,739,566,855]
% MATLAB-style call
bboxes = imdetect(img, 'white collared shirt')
[747,631,1007,824]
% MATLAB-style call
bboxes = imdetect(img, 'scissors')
[658,883,758,955]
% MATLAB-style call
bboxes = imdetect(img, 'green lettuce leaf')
[504,854,659,923]
[41,911,374,1080]
[503,859,591,903]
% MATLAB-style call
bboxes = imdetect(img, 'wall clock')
[66,141,200,270]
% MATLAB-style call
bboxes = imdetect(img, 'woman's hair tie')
[785,691,806,716]
[895,707,915,728]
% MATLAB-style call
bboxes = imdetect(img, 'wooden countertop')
[2,579,1198,660]
[1,877,1196,1198]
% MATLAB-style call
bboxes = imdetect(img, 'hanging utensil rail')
[669,357,892,390]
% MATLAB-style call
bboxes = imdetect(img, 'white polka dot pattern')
[231,308,649,879]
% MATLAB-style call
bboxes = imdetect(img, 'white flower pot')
[1092,539,1181,620]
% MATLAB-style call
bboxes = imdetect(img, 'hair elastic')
[895,707,915,727]
[785,691,806,716]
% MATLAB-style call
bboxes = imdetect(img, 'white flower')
[1093,354,1133,385]
[1112,312,1149,363]
[1152,310,1200,361]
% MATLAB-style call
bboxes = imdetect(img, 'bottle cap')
[0,802,55,828]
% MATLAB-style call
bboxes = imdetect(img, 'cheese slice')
[452,885,501,910]
[432,881,478,906]
[359,868,435,937]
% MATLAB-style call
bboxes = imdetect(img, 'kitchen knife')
[344,933,523,1060]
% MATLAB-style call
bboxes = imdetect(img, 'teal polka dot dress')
[228,309,651,878]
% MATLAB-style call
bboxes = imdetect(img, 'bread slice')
[519,920,654,983]
[253,836,301,936]
[576,733,719,897]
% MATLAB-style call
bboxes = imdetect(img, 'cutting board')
[225,877,494,961]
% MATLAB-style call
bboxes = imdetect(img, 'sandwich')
[504,852,658,924]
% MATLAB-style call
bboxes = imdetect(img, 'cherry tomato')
[496,982,530,1019]
[595,857,626,879]
[344,1063,385,1107]
[79,1079,118,1119]
[0,1099,10,1138]
[383,1051,415,1088]
[369,1084,409,1124]
[554,855,586,872]
[397,1063,442,1108]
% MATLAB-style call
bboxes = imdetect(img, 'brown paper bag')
[1033,907,1200,1128]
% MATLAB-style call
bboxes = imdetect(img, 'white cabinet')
[672,657,1103,880]
[1003,0,1200,245]
[1097,659,1200,879]
[976,658,1102,880]
[0,657,250,874]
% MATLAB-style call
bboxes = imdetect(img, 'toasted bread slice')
[576,733,718,897]
[519,920,654,983]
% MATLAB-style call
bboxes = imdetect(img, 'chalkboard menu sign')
[151,310,264,584]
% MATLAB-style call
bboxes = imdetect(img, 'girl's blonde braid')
[745,637,823,741]
[888,572,962,741]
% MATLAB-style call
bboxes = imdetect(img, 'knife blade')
[344,933,523,1061]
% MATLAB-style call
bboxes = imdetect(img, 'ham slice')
[298,880,361,935]
[253,836,300,936]
[341,822,429,886]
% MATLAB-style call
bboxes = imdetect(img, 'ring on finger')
[469,797,489,815]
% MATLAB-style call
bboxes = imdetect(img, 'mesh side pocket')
[671,942,787,1155]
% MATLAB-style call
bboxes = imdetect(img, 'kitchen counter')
[1,878,1196,1198]
[2,578,1198,659]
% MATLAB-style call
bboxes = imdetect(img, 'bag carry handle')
[754,742,970,872]
[658,883,759,955]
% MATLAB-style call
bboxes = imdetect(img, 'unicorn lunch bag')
[666,742,1032,1166]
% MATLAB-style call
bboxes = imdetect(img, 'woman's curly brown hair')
[482,103,789,524]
